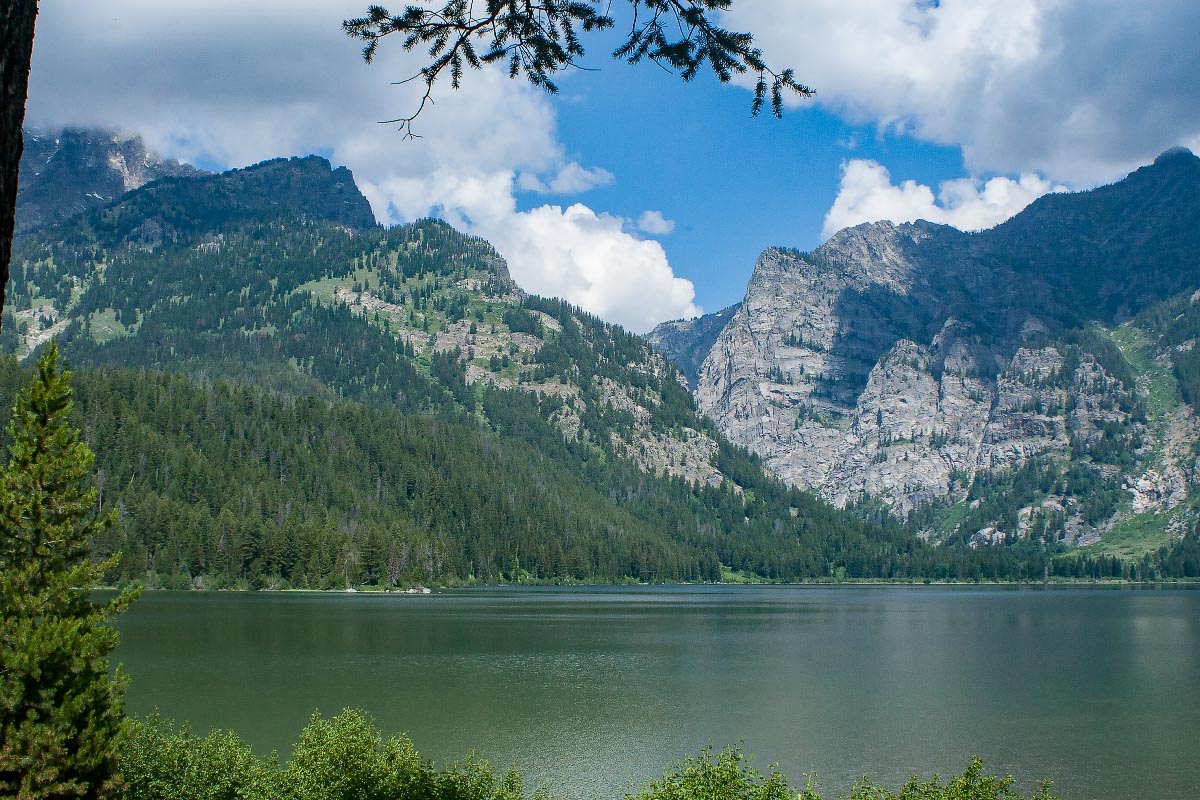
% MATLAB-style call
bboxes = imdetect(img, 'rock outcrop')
[656,150,1200,541]
[648,304,739,389]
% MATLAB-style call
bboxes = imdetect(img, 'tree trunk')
[0,0,39,328]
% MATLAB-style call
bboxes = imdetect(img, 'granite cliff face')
[646,304,739,390]
[656,150,1200,546]
[693,224,1049,517]
[17,128,206,233]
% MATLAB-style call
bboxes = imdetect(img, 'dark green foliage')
[1153,516,1200,578]
[0,342,136,799]
[0,355,1075,587]
[119,709,537,800]
[1175,344,1200,408]
[118,714,1059,800]
[1132,289,1200,408]
[842,758,1058,800]
[500,307,543,336]
[0,360,714,588]
[1059,327,1136,388]
[1047,513,1200,581]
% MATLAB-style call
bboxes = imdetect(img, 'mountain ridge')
[17,127,207,234]
[5,129,1196,584]
[652,149,1200,554]
[8,137,1025,588]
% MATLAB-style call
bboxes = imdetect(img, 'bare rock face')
[648,304,739,390]
[695,223,1005,515]
[689,199,1195,532]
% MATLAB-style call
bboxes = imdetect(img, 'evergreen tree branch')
[344,1,813,135]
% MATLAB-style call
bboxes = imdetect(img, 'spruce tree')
[0,340,137,799]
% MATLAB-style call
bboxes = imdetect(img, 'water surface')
[114,586,1200,799]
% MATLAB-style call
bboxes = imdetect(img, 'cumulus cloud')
[500,204,697,332]
[636,210,675,236]
[24,0,697,331]
[723,0,1200,185]
[373,170,699,332]
[821,159,1062,239]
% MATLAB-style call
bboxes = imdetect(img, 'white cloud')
[723,0,1200,185]
[516,163,614,194]
[376,170,700,332]
[636,210,675,236]
[821,159,1063,239]
[23,0,695,331]
[498,204,698,333]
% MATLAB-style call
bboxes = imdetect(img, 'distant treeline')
[1,358,1193,589]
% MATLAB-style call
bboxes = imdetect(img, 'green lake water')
[112,586,1200,799]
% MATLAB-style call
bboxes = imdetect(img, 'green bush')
[118,711,1059,800]
[119,714,274,800]
[626,745,800,800]
[118,709,538,800]
[844,758,1058,800]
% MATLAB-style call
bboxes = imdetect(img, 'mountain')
[16,128,206,234]
[650,149,1200,558]
[8,143,1058,589]
[646,303,739,390]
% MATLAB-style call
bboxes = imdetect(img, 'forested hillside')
[5,145,1197,587]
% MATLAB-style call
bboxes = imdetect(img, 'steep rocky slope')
[647,304,739,389]
[653,150,1200,551]
[17,128,206,233]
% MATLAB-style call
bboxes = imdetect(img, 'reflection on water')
[114,586,1200,800]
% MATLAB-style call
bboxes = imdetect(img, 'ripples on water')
[115,586,1200,800]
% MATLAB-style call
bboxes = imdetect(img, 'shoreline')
[99,576,1200,594]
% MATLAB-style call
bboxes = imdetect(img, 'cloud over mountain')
[822,159,1063,239]
[25,0,700,331]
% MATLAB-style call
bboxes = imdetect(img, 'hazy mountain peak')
[1153,145,1196,165]
[17,126,206,233]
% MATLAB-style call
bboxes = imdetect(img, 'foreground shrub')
[626,745,799,800]
[119,714,273,800]
[629,748,1058,800]
[118,709,1058,800]
[118,709,538,800]
[844,757,1058,800]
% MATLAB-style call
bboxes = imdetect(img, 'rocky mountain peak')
[661,151,1200,546]
[17,127,206,233]
[196,155,378,230]
[646,303,740,390]
[56,154,380,252]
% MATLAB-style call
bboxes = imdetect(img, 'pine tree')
[0,340,138,799]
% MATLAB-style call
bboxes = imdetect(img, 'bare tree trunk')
[0,0,39,327]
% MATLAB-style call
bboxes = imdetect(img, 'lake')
[112,586,1200,799]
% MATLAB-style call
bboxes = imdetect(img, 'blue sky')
[535,51,969,311]
[23,1,1200,331]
